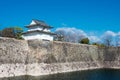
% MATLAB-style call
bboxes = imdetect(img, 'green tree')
[1,27,23,39]
[14,27,23,39]
[92,42,99,46]
[2,28,15,38]
[79,38,89,44]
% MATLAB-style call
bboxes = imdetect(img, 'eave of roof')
[25,24,53,29]
[22,30,56,35]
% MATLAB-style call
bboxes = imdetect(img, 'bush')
[79,38,89,44]
[92,42,105,48]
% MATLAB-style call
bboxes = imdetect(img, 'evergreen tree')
[79,38,89,44]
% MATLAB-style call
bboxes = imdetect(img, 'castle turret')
[22,19,56,41]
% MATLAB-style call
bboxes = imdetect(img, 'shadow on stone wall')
[103,47,120,61]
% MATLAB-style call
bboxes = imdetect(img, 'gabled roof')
[25,19,53,28]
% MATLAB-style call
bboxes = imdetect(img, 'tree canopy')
[2,28,15,38]
[1,27,23,39]
[79,38,89,44]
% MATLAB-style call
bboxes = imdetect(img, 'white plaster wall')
[44,29,50,32]
[28,26,50,32]
[23,32,53,41]
[40,34,53,41]
[28,26,43,31]
[30,20,36,25]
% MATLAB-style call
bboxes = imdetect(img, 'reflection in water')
[1,69,120,80]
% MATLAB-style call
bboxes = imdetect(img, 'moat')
[1,69,120,80]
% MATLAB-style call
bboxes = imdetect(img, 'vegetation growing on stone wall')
[79,38,90,44]
[92,42,105,48]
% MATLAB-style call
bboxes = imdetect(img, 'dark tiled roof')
[33,19,48,26]
[22,30,56,35]
[25,19,53,28]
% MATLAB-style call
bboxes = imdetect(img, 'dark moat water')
[1,68,120,80]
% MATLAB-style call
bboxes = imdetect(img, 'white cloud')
[56,27,87,37]
[55,27,101,43]
[55,27,87,42]
[116,32,120,41]
[102,31,116,38]
[100,31,118,46]
[117,32,120,36]
[88,36,101,43]
[101,31,117,43]
[55,27,119,45]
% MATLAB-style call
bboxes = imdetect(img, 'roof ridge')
[25,19,53,28]
[32,19,45,23]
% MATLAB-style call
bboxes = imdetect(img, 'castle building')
[22,19,56,41]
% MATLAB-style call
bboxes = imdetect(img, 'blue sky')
[0,0,120,43]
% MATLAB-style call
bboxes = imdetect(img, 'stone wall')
[28,40,104,63]
[0,37,120,79]
[0,37,29,64]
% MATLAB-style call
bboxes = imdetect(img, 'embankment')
[0,37,120,78]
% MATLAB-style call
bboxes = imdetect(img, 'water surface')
[38,68,120,80]
[1,68,120,80]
